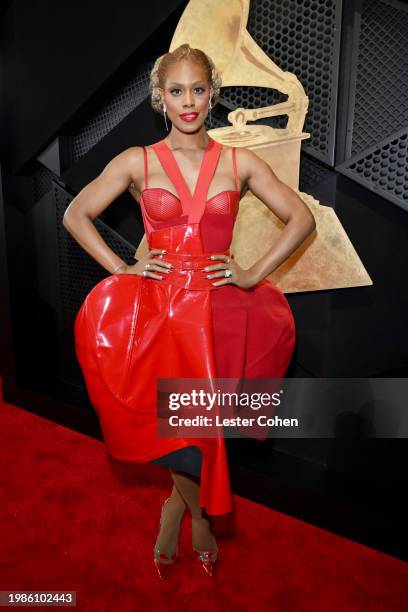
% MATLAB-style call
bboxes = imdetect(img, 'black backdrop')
[2,0,186,171]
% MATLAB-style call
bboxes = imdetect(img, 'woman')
[64,43,315,579]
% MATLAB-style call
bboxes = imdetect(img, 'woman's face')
[160,59,211,132]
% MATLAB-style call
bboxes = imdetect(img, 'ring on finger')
[224,269,233,278]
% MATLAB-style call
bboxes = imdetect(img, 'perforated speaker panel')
[72,59,155,162]
[54,184,137,329]
[337,0,408,210]
[338,127,408,210]
[33,163,57,202]
[243,0,342,163]
[350,0,408,157]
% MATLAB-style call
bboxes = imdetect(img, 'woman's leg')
[169,469,217,553]
[154,483,186,560]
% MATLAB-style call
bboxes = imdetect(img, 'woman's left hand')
[203,254,259,289]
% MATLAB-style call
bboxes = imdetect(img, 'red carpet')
[1,381,407,611]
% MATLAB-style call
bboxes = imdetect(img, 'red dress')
[74,137,296,516]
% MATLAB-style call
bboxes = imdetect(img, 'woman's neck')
[164,128,210,151]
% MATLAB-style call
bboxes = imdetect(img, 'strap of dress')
[232,147,239,192]
[143,146,148,189]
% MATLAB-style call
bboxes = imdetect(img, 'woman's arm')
[238,147,316,284]
[62,147,143,274]
[208,147,316,288]
[242,149,316,282]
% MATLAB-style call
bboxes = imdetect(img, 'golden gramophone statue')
[136,0,372,293]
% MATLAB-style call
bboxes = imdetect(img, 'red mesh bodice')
[140,187,240,247]
[137,139,240,242]
[141,187,239,221]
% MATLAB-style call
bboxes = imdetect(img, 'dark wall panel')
[1,0,185,172]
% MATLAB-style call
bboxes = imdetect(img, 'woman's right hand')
[118,249,174,279]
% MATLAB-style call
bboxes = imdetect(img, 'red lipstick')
[179,112,199,122]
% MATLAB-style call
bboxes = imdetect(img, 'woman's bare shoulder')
[121,145,144,166]
[118,146,145,187]
[117,145,153,197]
[226,144,256,163]
[234,146,258,163]
[224,145,256,181]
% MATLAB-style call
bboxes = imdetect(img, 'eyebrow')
[167,80,206,86]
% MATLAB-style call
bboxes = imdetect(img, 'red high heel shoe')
[191,516,218,576]
[193,548,218,576]
[153,497,181,580]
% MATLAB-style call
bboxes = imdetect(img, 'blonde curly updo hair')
[149,43,222,115]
